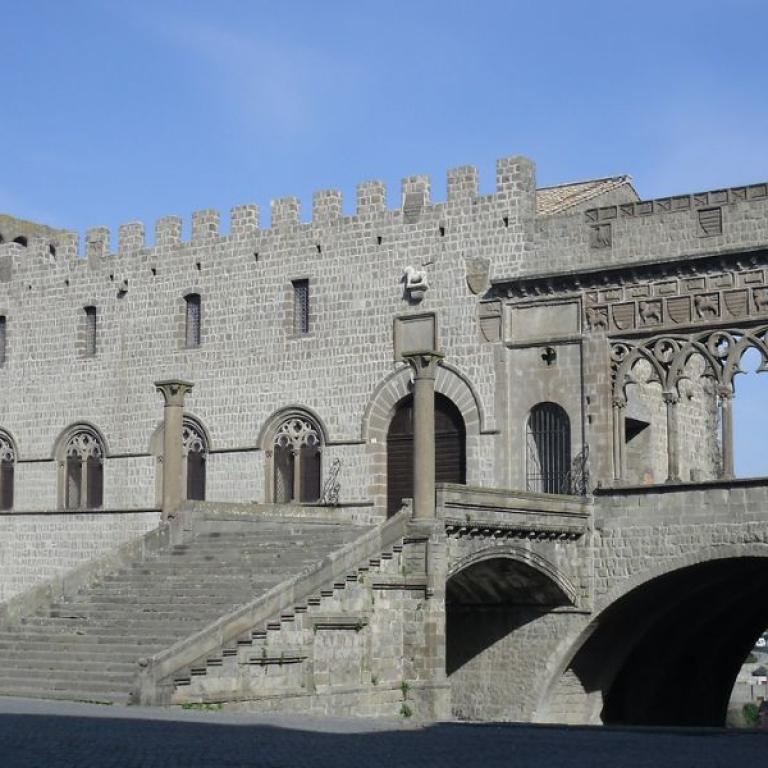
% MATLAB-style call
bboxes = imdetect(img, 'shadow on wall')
[446,557,572,675]
[549,557,768,727]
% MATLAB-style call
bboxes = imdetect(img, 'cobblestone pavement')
[0,697,765,768]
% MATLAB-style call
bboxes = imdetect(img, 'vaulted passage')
[386,393,466,517]
[552,557,768,727]
[446,555,574,720]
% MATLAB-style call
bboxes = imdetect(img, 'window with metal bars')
[0,316,6,365]
[84,306,97,357]
[185,293,201,348]
[292,279,310,335]
[526,402,571,495]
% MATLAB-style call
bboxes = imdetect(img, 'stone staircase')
[0,511,370,704]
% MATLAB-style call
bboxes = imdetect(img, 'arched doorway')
[386,393,466,517]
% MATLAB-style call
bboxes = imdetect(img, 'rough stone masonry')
[1,156,768,725]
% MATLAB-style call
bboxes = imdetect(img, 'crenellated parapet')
[0,155,537,286]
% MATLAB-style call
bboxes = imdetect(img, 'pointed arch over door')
[386,393,466,517]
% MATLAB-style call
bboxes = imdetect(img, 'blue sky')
[3,0,767,474]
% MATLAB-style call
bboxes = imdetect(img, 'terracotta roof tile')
[536,176,636,215]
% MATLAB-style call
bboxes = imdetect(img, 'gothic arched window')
[270,416,322,503]
[0,431,15,511]
[59,427,104,510]
[183,417,207,501]
[526,403,571,495]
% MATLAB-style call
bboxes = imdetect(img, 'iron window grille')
[526,402,571,495]
[292,279,310,335]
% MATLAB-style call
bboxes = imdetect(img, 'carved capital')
[662,390,679,406]
[154,379,194,408]
[402,351,444,381]
[717,385,734,401]
[612,395,627,409]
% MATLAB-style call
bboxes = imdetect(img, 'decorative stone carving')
[478,301,502,343]
[402,266,429,303]
[694,293,720,319]
[586,306,608,331]
[0,434,14,464]
[274,417,321,454]
[639,300,662,326]
[666,296,691,325]
[611,303,635,331]
[65,430,103,460]
[465,257,490,295]
[182,420,206,457]
[723,289,748,318]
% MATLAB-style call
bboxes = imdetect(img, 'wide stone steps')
[0,514,368,704]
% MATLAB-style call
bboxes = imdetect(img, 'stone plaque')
[394,313,437,359]
[742,270,763,285]
[655,280,678,296]
[510,301,580,342]
[682,277,706,293]
[710,273,734,289]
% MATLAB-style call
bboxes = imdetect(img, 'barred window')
[185,293,201,348]
[0,316,6,365]
[84,306,97,357]
[526,402,571,495]
[292,279,310,335]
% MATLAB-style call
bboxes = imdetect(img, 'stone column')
[719,385,735,479]
[662,390,680,483]
[403,352,444,520]
[155,379,194,519]
[612,396,626,482]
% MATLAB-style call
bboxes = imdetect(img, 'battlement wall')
[0,156,534,284]
[533,180,768,277]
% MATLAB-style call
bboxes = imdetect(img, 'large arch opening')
[546,556,768,727]
[386,392,466,517]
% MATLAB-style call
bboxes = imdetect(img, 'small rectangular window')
[0,316,6,365]
[292,279,310,335]
[84,306,97,357]
[185,293,201,348]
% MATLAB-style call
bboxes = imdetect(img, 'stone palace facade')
[1,157,767,725]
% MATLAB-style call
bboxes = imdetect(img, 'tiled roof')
[536,176,636,215]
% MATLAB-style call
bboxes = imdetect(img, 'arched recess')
[149,414,210,505]
[259,407,329,504]
[446,548,576,719]
[526,402,571,494]
[0,428,17,511]
[536,547,768,727]
[54,423,108,511]
[364,362,485,515]
[386,392,466,517]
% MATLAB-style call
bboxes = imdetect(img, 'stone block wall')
[0,157,539,513]
[0,510,159,602]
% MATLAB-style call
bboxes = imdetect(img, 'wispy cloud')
[127,8,348,141]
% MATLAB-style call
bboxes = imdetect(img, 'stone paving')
[0,697,765,768]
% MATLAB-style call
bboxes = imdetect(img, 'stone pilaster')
[155,379,194,520]
[719,385,734,478]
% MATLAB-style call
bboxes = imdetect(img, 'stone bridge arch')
[362,362,487,514]
[445,542,580,721]
[535,544,768,727]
